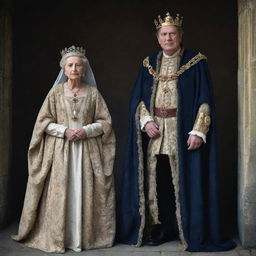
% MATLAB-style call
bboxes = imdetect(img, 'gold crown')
[60,45,86,57]
[154,12,183,30]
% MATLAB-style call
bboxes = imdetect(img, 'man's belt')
[154,107,177,118]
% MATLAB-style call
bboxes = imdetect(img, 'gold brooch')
[162,87,170,93]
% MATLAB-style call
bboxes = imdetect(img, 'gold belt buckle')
[161,108,168,117]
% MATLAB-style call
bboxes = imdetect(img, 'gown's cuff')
[188,130,206,143]
[83,123,103,138]
[45,123,67,138]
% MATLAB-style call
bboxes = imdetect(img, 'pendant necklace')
[68,85,81,121]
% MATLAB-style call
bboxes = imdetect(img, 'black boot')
[147,224,171,246]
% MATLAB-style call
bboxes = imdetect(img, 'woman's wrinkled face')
[64,56,85,80]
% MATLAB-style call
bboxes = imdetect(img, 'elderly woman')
[12,46,116,253]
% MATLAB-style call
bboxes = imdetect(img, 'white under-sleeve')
[140,115,154,131]
[45,123,67,138]
[83,123,103,138]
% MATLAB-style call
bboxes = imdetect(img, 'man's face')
[157,25,182,55]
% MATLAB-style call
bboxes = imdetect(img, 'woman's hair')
[59,53,88,69]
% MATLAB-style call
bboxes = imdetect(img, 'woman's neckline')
[62,82,88,97]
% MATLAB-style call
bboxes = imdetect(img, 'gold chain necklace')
[143,52,207,81]
[162,58,173,93]
[70,87,81,97]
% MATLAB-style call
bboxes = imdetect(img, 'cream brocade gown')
[46,95,103,252]
[12,83,115,253]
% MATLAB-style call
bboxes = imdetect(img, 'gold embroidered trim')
[149,52,162,116]
[147,154,160,225]
[135,102,146,247]
[139,102,151,119]
[193,113,211,134]
[143,53,207,81]
[168,155,188,250]
[193,103,211,135]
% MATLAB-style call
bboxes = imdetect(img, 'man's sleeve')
[189,103,211,143]
[139,102,154,131]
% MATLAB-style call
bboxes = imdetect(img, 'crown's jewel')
[60,45,86,57]
[154,12,183,30]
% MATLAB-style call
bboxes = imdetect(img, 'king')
[117,12,236,252]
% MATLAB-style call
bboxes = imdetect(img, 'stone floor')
[0,222,255,256]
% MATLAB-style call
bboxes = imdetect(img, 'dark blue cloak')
[117,49,236,252]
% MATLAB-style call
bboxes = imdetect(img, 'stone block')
[239,201,256,247]
[161,252,190,256]
[0,206,5,226]
[0,175,8,208]
[238,0,256,249]
[111,241,181,252]
[191,251,238,256]
[238,249,251,256]
[251,249,256,255]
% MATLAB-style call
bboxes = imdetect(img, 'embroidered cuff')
[45,123,67,138]
[139,102,150,116]
[192,103,211,139]
[83,123,103,138]
[192,112,211,135]
[188,130,206,143]
[140,115,154,131]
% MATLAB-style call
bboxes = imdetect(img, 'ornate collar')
[143,52,207,81]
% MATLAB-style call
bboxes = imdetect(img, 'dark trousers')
[153,154,178,238]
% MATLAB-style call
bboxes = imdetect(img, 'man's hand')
[187,134,203,150]
[145,121,160,139]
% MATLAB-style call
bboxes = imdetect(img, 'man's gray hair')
[156,25,184,36]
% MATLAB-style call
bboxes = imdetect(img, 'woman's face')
[64,56,85,80]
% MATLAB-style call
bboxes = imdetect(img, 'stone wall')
[0,6,12,228]
[238,0,256,248]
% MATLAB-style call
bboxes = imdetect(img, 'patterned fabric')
[138,50,210,247]
[118,49,236,252]
[45,123,67,137]
[12,84,116,253]
[151,54,180,156]
[139,103,154,130]
[191,103,211,134]
[139,53,210,148]
[139,53,180,156]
